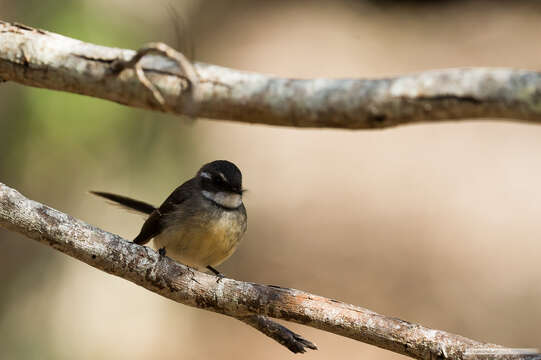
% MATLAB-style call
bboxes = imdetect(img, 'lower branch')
[0,183,533,359]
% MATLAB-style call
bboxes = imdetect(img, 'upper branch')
[2,20,541,129]
[0,182,515,359]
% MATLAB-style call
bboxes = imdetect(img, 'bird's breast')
[153,206,247,270]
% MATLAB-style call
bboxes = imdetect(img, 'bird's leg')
[206,265,225,282]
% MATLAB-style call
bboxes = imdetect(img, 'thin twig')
[2,20,541,129]
[2,182,535,359]
[112,42,199,115]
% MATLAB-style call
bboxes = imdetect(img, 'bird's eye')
[212,174,226,186]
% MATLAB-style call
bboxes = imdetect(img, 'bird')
[91,160,247,276]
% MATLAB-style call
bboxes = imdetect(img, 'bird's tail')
[90,191,156,215]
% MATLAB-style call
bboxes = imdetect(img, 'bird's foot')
[158,247,167,257]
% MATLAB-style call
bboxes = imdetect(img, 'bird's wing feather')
[133,210,162,245]
[133,178,196,245]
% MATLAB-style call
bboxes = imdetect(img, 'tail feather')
[90,191,156,215]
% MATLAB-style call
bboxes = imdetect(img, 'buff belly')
[152,209,246,270]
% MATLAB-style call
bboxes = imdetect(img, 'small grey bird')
[91,160,247,275]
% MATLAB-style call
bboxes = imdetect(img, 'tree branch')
[2,182,533,359]
[2,20,541,129]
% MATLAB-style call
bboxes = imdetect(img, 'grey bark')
[2,21,541,129]
[2,182,536,359]
[1,20,541,359]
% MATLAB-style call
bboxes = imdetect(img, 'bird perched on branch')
[91,160,247,276]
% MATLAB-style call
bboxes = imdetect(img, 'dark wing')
[157,177,197,214]
[132,178,196,245]
[133,210,161,244]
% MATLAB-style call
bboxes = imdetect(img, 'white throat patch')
[202,190,242,209]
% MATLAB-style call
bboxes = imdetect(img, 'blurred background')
[1,0,541,359]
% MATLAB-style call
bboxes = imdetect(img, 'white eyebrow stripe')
[201,172,212,179]
[217,172,227,181]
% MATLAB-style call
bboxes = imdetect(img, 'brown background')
[1,1,540,359]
